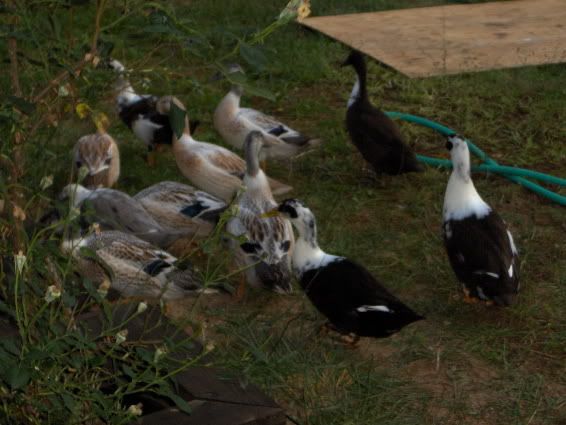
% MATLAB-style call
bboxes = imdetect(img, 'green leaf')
[168,392,192,414]
[225,72,275,101]
[169,101,186,139]
[239,42,267,71]
[8,96,36,115]
[61,393,76,412]
[7,365,31,390]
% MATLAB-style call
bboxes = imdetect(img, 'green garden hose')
[386,112,566,206]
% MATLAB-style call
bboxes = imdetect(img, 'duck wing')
[443,212,519,304]
[347,105,421,174]
[302,258,423,337]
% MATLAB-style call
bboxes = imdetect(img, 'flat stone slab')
[301,0,566,77]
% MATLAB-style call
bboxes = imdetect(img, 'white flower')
[97,279,111,298]
[44,285,61,303]
[115,329,128,345]
[126,403,143,416]
[58,85,70,97]
[14,251,26,275]
[40,175,54,190]
[137,302,148,314]
[153,346,167,363]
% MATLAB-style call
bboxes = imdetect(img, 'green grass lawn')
[3,0,565,423]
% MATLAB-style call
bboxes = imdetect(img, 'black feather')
[443,211,519,306]
[143,259,171,276]
[300,258,423,338]
[344,51,421,175]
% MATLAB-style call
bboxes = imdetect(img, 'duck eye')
[75,161,82,168]
[445,141,453,151]
[104,157,112,166]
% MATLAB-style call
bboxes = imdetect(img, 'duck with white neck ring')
[443,135,520,306]
[341,50,421,175]
[213,64,321,160]
[227,131,295,297]
[263,199,423,344]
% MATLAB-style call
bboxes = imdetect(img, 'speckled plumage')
[63,230,208,300]
[60,184,185,248]
[227,132,294,293]
[134,181,227,238]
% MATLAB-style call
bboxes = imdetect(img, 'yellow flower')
[97,277,111,298]
[93,112,109,132]
[297,2,311,20]
[75,103,91,119]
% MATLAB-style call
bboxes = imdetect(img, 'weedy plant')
[0,0,310,422]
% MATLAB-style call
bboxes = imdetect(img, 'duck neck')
[351,59,368,102]
[444,162,489,220]
[245,139,261,177]
[292,215,325,273]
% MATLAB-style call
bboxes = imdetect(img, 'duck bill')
[259,208,280,219]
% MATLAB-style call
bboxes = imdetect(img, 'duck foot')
[462,287,479,304]
[319,322,360,348]
[234,275,246,302]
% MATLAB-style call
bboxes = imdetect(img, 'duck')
[61,230,213,300]
[341,50,421,175]
[60,184,184,249]
[157,96,292,202]
[226,131,294,296]
[133,181,227,238]
[73,130,120,188]
[442,135,520,306]
[213,64,320,160]
[264,199,423,344]
[108,59,199,164]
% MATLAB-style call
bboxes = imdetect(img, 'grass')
[2,0,565,424]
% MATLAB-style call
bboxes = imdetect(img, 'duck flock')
[56,50,520,346]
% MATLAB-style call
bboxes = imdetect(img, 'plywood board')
[301,0,566,77]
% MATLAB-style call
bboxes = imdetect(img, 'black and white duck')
[443,135,520,306]
[342,50,421,175]
[264,199,423,344]
[108,59,199,164]
[227,131,295,296]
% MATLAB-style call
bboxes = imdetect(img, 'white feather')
[347,77,360,108]
[356,305,391,313]
[132,118,163,146]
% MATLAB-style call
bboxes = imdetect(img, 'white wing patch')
[473,270,499,279]
[444,221,452,239]
[507,230,518,255]
[357,305,391,313]
[132,117,162,145]
[508,264,514,278]
[347,77,360,108]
